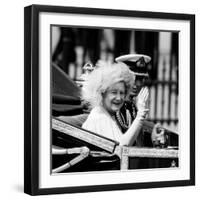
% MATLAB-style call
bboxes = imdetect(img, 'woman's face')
[102,81,126,115]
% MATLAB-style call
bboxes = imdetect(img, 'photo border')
[24,4,195,195]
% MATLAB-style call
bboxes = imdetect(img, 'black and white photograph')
[24,4,195,195]
[51,26,179,173]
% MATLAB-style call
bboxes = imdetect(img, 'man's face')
[131,75,148,97]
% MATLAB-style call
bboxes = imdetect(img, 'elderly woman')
[82,61,149,146]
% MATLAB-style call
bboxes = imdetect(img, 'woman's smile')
[102,81,126,115]
[111,101,123,107]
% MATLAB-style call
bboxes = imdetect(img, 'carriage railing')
[52,118,178,173]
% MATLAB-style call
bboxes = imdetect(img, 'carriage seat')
[57,113,88,128]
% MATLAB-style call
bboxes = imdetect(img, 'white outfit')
[82,106,145,145]
[82,106,123,142]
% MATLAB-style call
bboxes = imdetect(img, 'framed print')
[24,4,195,195]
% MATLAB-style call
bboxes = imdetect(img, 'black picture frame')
[24,4,195,195]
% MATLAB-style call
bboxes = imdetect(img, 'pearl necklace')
[116,110,132,130]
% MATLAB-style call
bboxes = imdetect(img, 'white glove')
[136,87,149,118]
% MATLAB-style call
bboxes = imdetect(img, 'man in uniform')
[115,54,150,133]
[115,54,165,147]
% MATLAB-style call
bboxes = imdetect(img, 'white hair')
[82,61,135,108]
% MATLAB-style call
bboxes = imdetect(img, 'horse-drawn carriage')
[52,63,179,173]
